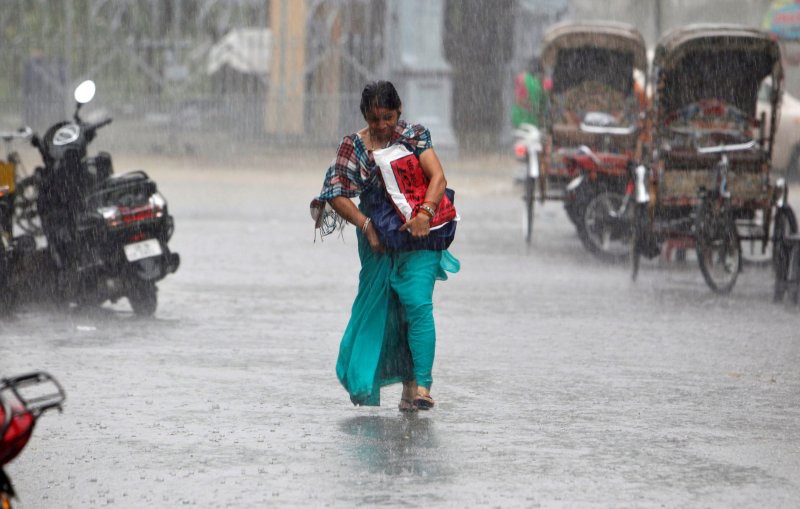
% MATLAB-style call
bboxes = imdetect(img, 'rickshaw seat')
[550,81,639,152]
[551,81,634,125]
[662,148,762,168]
[659,147,767,203]
[551,123,637,151]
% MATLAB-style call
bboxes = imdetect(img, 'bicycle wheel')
[696,200,741,294]
[522,176,535,244]
[631,204,647,281]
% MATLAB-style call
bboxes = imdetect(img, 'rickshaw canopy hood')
[654,24,783,116]
[541,21,648,71]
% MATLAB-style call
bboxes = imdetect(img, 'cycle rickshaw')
[631,24,796,294]
[515,21,647,260]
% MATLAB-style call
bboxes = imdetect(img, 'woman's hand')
[399,214,431,238]
[365,222,385,253]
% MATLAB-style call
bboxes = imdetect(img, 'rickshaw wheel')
[522,176,535,244]
[772,206,798,302]
[772,206,798,272]
[739,207,796,267]
[578,188,632,262]
[696,201,741,294]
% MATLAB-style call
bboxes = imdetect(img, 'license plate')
[124,239,162,262]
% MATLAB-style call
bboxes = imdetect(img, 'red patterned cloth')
[373,144,458,229]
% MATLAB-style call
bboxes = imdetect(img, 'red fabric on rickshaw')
[0,407,34,465]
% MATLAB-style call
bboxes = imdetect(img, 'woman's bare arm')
[329,196,384,252]
[419,147,447,207]
[399,147,447,238]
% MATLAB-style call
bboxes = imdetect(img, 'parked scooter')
[18,80,179,315]
[1,372,66,508]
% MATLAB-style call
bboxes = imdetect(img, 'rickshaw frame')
[632,24,796,293]
[518,21,647,258]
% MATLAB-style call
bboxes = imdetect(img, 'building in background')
[15,1,794,155]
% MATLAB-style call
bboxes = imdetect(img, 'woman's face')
[364,106,400,141]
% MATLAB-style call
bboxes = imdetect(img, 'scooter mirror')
[74,80,96,104]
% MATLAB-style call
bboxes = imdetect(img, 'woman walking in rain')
[311,81,459,412]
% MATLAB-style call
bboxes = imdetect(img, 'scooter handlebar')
[0,126,33,142]
[89,117,113,131]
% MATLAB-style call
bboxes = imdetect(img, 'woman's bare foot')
[399,381,418,412]
[413,386,435,410]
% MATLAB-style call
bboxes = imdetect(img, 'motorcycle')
[561,136,637,262]
[18,80,180,315]
[1,372,66,509]
[0,128,36,314]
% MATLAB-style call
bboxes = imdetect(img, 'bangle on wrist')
[362,216,371,233]
[417,209,433,220]
[419,204,436,218]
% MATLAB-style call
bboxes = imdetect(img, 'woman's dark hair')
[360,81,402,117]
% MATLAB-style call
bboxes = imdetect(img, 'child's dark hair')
[360,81,402,117]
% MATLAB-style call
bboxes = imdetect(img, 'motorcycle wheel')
[128,281,158,316]
[1,467,13,509]
[696,199,741,295]
[0,236,16,315]
[577,187,632,262]
[564,200,582,227]
[0,254,9,315]
[522,176,535,244]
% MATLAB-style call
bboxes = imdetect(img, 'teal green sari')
[335,228,460,406]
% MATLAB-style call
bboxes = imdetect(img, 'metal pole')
[278,0,287,140]
[173,0,182,40]
[654,0,662,41]
[65,0,73,116]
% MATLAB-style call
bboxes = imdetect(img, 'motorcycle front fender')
[565,175,585,195]
[634,164,650,204]
[527,150,540,178]
[775,177,787,208]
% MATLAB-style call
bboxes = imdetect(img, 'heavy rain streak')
[1,1,799,507]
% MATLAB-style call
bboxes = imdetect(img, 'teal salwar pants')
[336,230,459,406]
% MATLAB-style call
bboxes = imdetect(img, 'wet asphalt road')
[1,151,799,508]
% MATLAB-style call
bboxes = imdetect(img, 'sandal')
[413,393,435,410]
[398,398,417,413]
